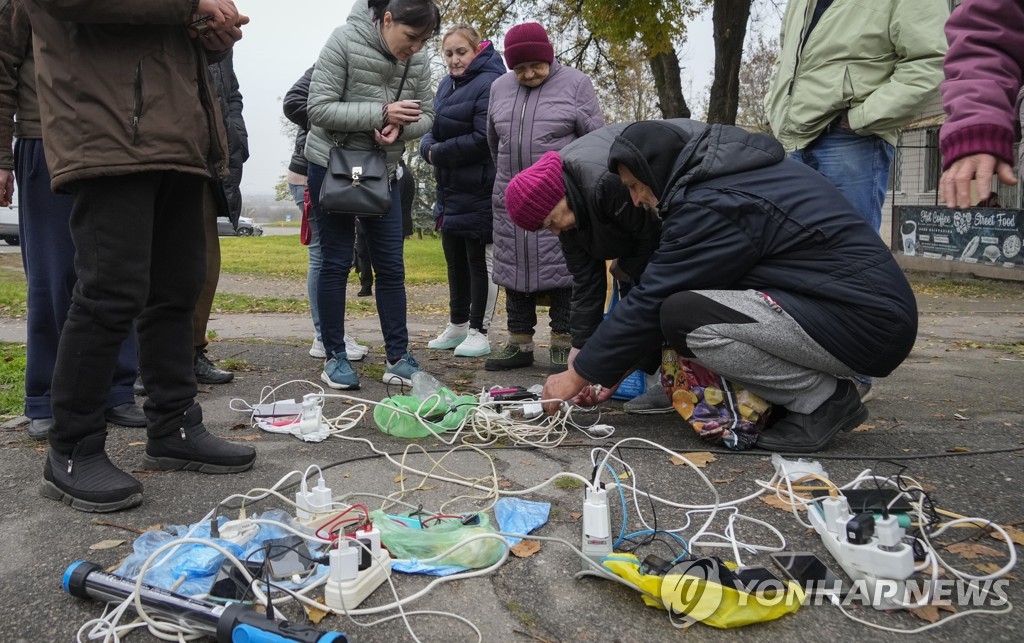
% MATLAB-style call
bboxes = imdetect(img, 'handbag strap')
[334,61,411,149]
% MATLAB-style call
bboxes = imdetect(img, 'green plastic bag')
[372,389,477,438]
[370,510,505,569]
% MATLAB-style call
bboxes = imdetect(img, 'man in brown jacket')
[23,0,256,512]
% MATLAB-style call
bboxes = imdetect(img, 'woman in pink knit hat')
[485,21,604,373]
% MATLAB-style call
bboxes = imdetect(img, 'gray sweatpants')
[660,290,855,414]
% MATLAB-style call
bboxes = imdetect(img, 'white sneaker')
[427,322,469,350]
[453,328,491,357]
[345,334,368,361]
[309,337,326,359]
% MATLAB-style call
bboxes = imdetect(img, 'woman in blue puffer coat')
[420,25,505,358]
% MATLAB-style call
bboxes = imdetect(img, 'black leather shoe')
[757,380,868,453]
[41,432,143,513]
[195,350,234,385]
[143,404,255,474]
[28,417,53,440]
[133,375,147,396]
[357,286,373,297]
[105,402,147,428]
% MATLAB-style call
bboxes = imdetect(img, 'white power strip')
[810,496,916,610]
[581,487,612,569]
[324,550,391,611]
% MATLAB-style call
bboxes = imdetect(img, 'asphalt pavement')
[0,276,1022,643]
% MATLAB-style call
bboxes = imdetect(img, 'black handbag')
[319,62,411,218]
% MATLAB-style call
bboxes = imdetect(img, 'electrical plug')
[354,526,381,558]
[329,546,359,582]
[310,476,333,514]
[874,515,904,551]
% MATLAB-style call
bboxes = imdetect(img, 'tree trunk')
[707,0,753,125]
[649,49,690,119]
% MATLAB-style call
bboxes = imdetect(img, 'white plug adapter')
[355,527,381,557]
[874,515,904,551]
[329,546,359,582]
[581,487,612,567]
[310,478,333,514]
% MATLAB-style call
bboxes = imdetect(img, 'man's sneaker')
[142,405,256,474]
[427,322,469,350]
[549,344,570,373]
[383,353,422,387]
[28,417,53,440]
[309,337,327,359]
[757,379,868,453]
[133,375,147,396]
[41,432,143,513]
[453,329,490,357]
[194,350,234,385]
[623,386,673,414]
[345,334,369,361]
[321,356,360,390]
[854,379,876,403]
[484,343,534,371]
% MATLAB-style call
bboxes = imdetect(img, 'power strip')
[809,496,916,610]
[324,550,391,611]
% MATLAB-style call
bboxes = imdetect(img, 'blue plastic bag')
[494,498,550,546]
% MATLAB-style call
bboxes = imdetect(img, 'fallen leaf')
[953,413,970,421]
[230,422,249,431]
[946,446,970,453]
[669,452,717,468]
[851,423,875,433]
[91,520,146,535]
[232,435,261,442]
[510,539,541,558]
[759,494,806,512]
[713,478,734,484]
[944,542,1003,560]
[89,539,126,551]
[908,603,956,623]
[343,473,351,479]
[499,479,513,489]
[393,475,405,483]
[992,525,1024,547]
[569,512,582,521]
[973,562,1009,577]
[305,597,329,625]
[619,471,631,480]
[728,468,745,474]
[127,441,146,447]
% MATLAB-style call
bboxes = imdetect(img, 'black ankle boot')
[143,405,255,474]
[195,349,234,385]
[757,379,868,453]
[41,432,143,513]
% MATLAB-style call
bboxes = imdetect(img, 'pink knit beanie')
[503,22,554,69]
[506,152,566,232]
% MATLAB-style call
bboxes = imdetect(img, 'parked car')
[217,216,263,237]
[0,205,19,245]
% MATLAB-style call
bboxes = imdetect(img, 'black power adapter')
[846,512,876,545]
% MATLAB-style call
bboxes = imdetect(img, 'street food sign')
[894,206,1024,268]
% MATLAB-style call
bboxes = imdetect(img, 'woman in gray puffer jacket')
[305,0,438,391]
[485,22,603,373]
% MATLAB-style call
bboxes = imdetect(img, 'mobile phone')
[263,535,315,580]
[208,559,265,601]
[770,552,845,597]
[810,488,912,514]
[190,15,214,33]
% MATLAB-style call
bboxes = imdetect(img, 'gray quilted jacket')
[304,1,434,176]
[487,62,603,292]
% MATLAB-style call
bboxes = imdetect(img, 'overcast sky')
[232,1,767,197]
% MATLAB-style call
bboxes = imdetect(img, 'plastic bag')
[494,498,550,546]
[601,554,804,629]
[372,390,477,438]
[370,510,505,569]
[661,348,772,450]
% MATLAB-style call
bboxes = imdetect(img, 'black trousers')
[441,231,489,331]
[505,286,571,337]
[50,172,206,451]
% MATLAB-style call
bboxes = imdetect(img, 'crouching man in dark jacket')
[505,119,918,453]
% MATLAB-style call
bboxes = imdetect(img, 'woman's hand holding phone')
[385,100,422,127]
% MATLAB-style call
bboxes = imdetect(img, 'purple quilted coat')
[487,61,603,292]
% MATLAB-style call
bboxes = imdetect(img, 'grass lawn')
[0,342,27,417]
[219,235,447,283]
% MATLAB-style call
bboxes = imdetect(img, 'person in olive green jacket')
[765,0,948,233]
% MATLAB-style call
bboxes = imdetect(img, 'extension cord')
[581,487,612,569]
[324,550,391,610]
[810,496,915,610]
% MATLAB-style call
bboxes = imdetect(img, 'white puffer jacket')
[304,1,435,176]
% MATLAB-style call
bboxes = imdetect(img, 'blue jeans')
[308,162,408,362]
[788,128,894,232]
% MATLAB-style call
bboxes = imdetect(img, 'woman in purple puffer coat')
[939,0,1024,208]
[485,21,603,373]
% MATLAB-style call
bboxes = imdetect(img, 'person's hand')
[572,381,617,408]
[541,368,590,414]
[385,100,422,127]
[940,153,1017,208]
[198,22,244,50]
[195,0,239,31]
[375,124,401,145]
[0,169,13,207]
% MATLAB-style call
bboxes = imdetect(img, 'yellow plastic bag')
[601,554,804,628]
